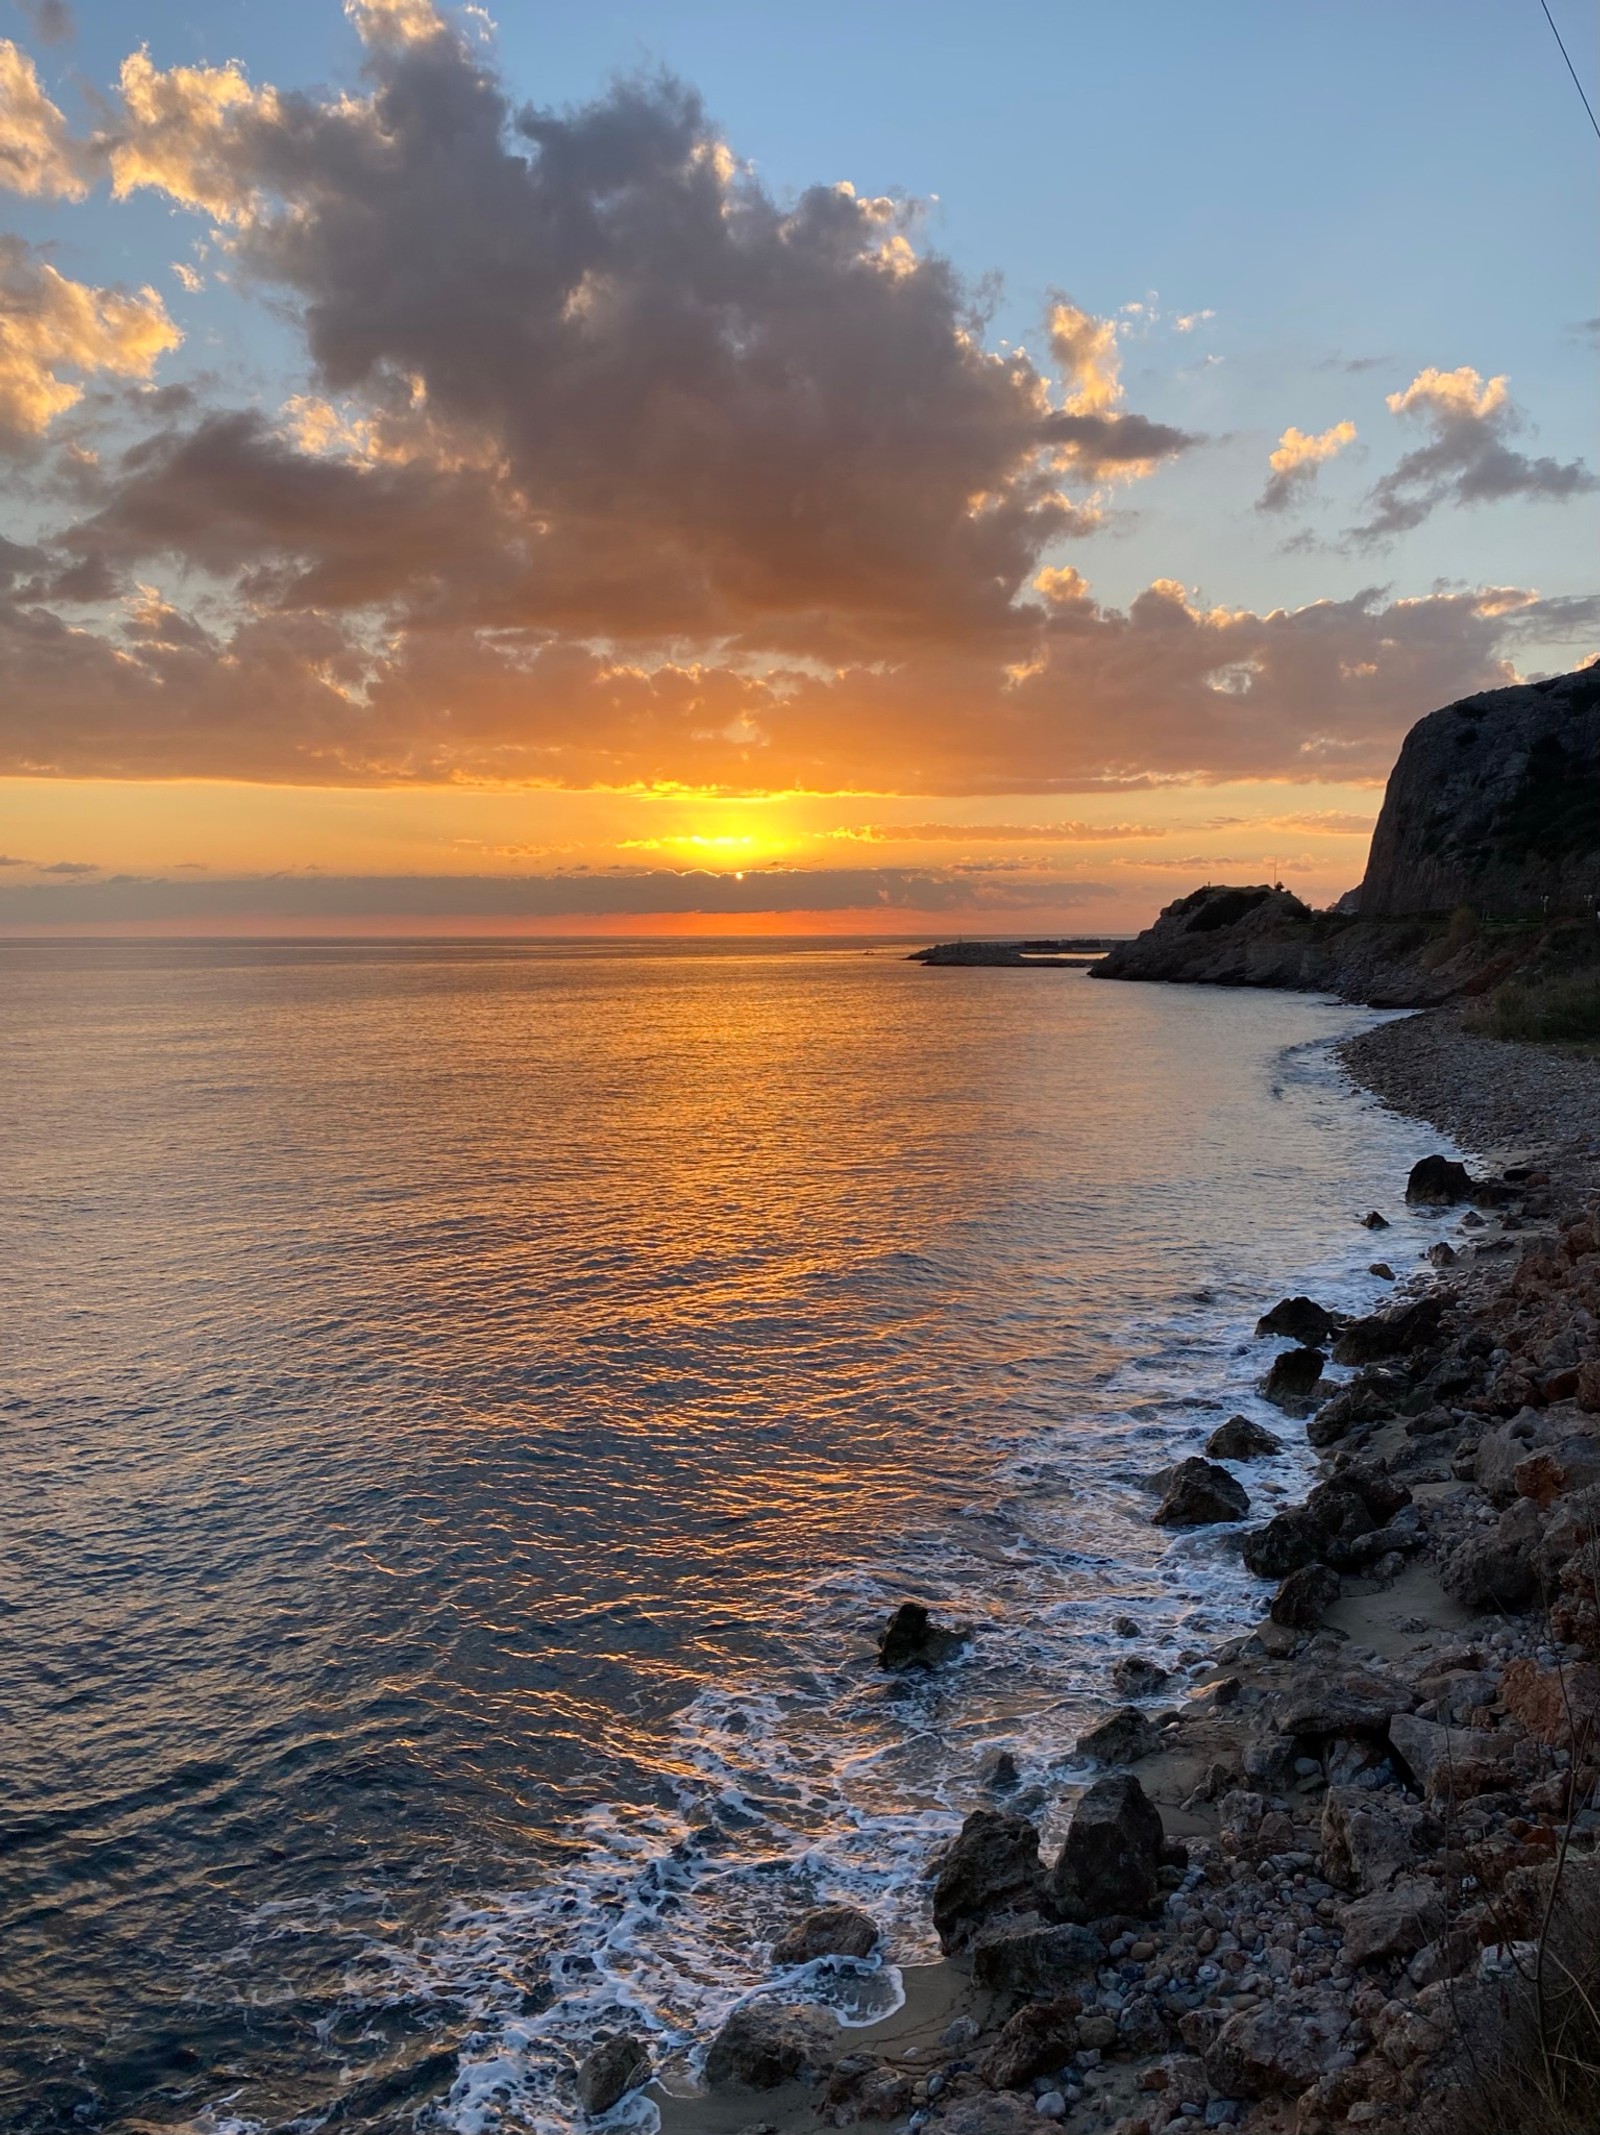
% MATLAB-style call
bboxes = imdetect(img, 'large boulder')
[1047,1773,1164,1924]
[970,1915,1106,1997]
[1073,1706,1161,1765]
[1202,1988,1356,2098]
[1272,1663,1417,1738]
[1263,1346,1326,1407]
[1270,1562,1339,1629]
[1206,1414,1283,1460]
[770,1905,880,1966]
[1256,1296,1340,1344]
[1153,1457,1250,1526]
[1387,1714,1525,1801]
[575,2035,650,2117]
[1338,1876,1446,1967]
[1241,1511,1320,1579]
[1320,1787,1441,1893]
[976,1997,1082,2090]
[930,1810,1046,1952]
[878,1601,969,1671]
[1332,1293,1444,1365]
[1439,1499,1543,1609]
[1406,1155,1475,1206]
[704,2003,839,2090]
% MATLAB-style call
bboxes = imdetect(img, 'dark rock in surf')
[1263,1346,1326,1407]
[576,2034,650,2117]
[1074,1706,1161,1766]
[1206,1414,1283,1460]
[1111,1653,1172,1696]
[1256,1296,1340,1344]
[878,1601,969,1672]
[1406,1154,1475,1206]
[1153,1457,1250,1527]
[770,1905,880,1966]
[1241,1511,1321,1579]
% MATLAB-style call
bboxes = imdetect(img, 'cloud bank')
[0,14,1592,804]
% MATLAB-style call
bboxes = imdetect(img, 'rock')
[770,1905,880,1966]
[1048,1773,1164,1923]
[1075,2013,1118,2051]
[1153,1458,1250,1527]
[1240,1512,1320,1579]
[1513,1435,1600,1509]
[1439,1499,1543,1609]
[818,2056,913,2123]
[1205,1415,1283,1460]
[979,1748,1021,1791]
[1270,1563,1340,1628]
[930,1810,1046,1952]
[1361,1211,1390,1230]
[977,1998,1082,2090]
[1256,1296,1340,1344]
[705,2004,839,2090]
[928,2094,1047,2134]
[1113,1615,1145,1638]
[1263,1346,1326,1408]
[1272,1664,1417,1738]
[1202,1989,1355,2099]
[1426,1241,1459,1269]
[1320,1788,1441,1894]
[1338,1876,1447,1966]
[970,1913,1106,1996]
[1332,1294,1444,1365]
[1369,1261,1394,1278]
[1075,1707,1161,1765]
[878,1601,969,1671]
[1406,1155,1475,1206]
[1473,1415,1547,1503]
[1386,1714,1523,1801]
[1112,1654,1171,1697]
[576,2034,650,2117]
[1497,1657,1600,1749]
[1118,1993,1167,2057]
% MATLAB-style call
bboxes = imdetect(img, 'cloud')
[0,237,180,442]
[0,36,84,195]
[1351,366,1596,545]
[344,0,448,44]
[1257,419,1357,513]
[61,35,1195,648]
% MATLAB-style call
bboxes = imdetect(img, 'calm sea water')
[0,942,1462,2134]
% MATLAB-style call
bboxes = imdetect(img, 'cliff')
[1360,664,1600,919]
[1094,665,1600,1007]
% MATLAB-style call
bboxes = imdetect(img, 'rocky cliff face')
[1359,665,1600,919]
[1093,665,1600,1006]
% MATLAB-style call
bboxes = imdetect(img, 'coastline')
[633,1010,1600,2135]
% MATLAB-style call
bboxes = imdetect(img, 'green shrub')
[1467,974,1600,1043]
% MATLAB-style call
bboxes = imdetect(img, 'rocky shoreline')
[584,1015,1600,2135]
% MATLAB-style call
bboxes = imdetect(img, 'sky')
[0,0,1595,936]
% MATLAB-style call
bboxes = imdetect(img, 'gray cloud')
[1351,367,1596,546]
[16,2,72,45]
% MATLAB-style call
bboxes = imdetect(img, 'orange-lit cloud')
[0,38,83,195]
[1257,419,1357,512]
[0,238,179,439]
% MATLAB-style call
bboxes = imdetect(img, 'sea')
[0,939,1469,2134]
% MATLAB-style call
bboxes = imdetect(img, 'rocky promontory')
[1091,665,1600,1010]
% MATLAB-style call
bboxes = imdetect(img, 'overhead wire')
[1536,0,1600,141]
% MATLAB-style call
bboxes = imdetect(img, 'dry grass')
[1464,973,1600,1044]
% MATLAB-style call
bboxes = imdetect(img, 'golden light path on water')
[0,942,1467,2133]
